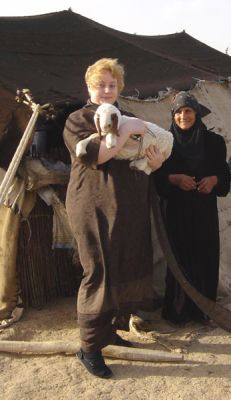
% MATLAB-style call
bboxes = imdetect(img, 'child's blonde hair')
[85,58,125,93]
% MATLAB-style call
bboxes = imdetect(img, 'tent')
[1,9,231,107]
[0,10,231,327]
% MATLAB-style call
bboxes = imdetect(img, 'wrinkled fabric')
[0,167,36,322]
[63,103,154,351]
[38,186,73,249]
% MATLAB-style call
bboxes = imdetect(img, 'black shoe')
[114,334,133,347]
[76,349,112,379]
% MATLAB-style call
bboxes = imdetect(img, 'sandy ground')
[1,296,231,400]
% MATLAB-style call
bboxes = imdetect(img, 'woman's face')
[174,106,197,130]
[88,71,119,105]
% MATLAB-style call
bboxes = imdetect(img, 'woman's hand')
[145,145,165,171]
[169,174,197,191]
[197,176,218,194]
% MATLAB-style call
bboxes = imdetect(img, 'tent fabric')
[0,167,36,217]
[111,30,231,78]
[0,10,231,108]
[119,80,231,296]
[0,168,36,323]
[37,186,73,249]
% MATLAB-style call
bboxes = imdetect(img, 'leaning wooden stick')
[151,185,231,332]
[0,340,184,362]
[0,104,40,205]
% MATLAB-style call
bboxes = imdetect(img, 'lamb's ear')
[95,114,102,139]
[111,113,119,136]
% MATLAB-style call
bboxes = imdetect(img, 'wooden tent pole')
[0,340,184,362]
[0,104,40,205]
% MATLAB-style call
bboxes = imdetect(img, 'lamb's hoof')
[129,162,138,171]
[105,143,116,149]
[76,152,86,158]
[76,146,86,158]
[105,134,117,149]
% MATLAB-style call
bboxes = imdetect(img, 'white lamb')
[76,103,173,175]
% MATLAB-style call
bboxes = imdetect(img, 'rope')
[131,127,157,169]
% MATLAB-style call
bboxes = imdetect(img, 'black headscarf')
[170,92,211,175]
[170,91,211,118]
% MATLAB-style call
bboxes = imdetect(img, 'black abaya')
[154,126,230,324]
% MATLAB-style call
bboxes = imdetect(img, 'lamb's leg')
[105,133,118,149]
[130,158,152,175]
[76,133,99,157]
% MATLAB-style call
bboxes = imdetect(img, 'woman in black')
[154,91,230,325]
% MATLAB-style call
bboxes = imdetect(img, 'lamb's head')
[94,103,122,148]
